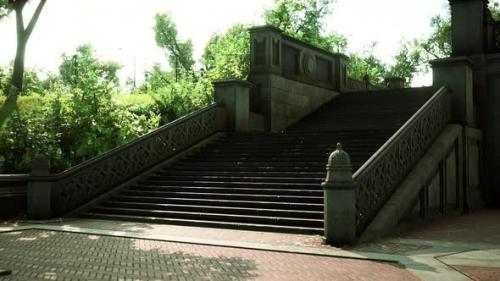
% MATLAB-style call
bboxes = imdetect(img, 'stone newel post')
[321,143,357,244]
[27,155,52,219]
[213,80,252,132]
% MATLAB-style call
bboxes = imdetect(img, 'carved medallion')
[301,52,316,78]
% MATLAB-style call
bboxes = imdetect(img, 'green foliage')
[491,2,500,20]
[59,44,120,115]
[348,48,388,86]
[0,44,165,173]
[139,63,173,92]
[154,13,195,79]
[0,66,8,95]
[203,24,250,81]
[0,0,12,20]
[147,77,213,125]
[264,0,347,53]
[0,93,161,173]
[387,41,423,86]
[420,15,451,60]
[0,65,46,95]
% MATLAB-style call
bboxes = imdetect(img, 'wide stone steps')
[111,195,323,211]
[128,185,322,196]
[100,201,323,219]
[156,170,327,178]
[147,175,324,183]
[83,88,433,234]
[82,213,324,234]
[88,206,323,227]
[118,190,323,203]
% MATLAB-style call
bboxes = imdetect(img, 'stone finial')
[325,143,353,183]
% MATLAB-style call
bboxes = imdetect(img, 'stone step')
[156,170,327,178]
[81,213,324,234]
[89,206,323,227]
[119,190,323,204]
[148,175,324,183]
[112,195,323,211]
[101,201,324,219]
[128,185,322,196]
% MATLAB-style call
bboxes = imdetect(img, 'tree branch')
[24,0,46,39]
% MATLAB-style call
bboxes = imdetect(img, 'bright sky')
[0,0,455,86]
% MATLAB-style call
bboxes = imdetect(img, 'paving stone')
[0,230,418,281]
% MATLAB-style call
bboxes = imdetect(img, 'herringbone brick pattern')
[0,230,419,281]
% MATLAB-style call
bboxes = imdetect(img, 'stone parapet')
[249,25,349,92]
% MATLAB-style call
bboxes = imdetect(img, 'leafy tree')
[139,63,173,92]
[347,45,388,86]
[0,66,9,95]
[0,0,47,127]
[154,13,195,80]
[203,24,251,81]
[420,15,451,60]
[387,41,423,86]
[59,44,120,115]
[264,0,347,53]
[420,3,500,62]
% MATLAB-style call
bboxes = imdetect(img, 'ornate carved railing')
[0,174,29,196]
[488,21,500,52]
[353,86,451,234]
[37,104,225,216]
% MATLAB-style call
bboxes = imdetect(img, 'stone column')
[249,26,283,76]
[449,0,488,56]
[333,54,349,92]
[321,143,357,245]
[213,80,252,132]
[432,57,475,126]
[27,155,52,219]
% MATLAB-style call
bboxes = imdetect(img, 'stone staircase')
[81,87,434,234]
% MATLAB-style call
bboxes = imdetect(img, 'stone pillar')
[321,143,357,245]
[432,57,475,126]
[333,54,349,92]
[449,0,488,56]
[249,26,283,76]
[27,155,52,219]
[213,80,252,132]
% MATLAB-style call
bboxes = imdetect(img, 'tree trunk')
[0,0,46,128]
[11,32,27,93]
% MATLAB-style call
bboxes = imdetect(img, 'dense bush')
[0,93,161,173]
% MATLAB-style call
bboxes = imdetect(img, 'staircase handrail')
[352,86,451,233]
[43,103,224,215]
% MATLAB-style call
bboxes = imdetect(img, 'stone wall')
[249,74,339,132]
[248,26,344,132]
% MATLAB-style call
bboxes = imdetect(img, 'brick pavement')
[400,209,500,244]
[0,230,419,281]
[453,266,500,281]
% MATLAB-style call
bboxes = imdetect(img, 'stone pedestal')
[27,155,52,219]
[432,57,475,126]
[322,143,357,245]
[213,80,252,132]
[322,181,357,244]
